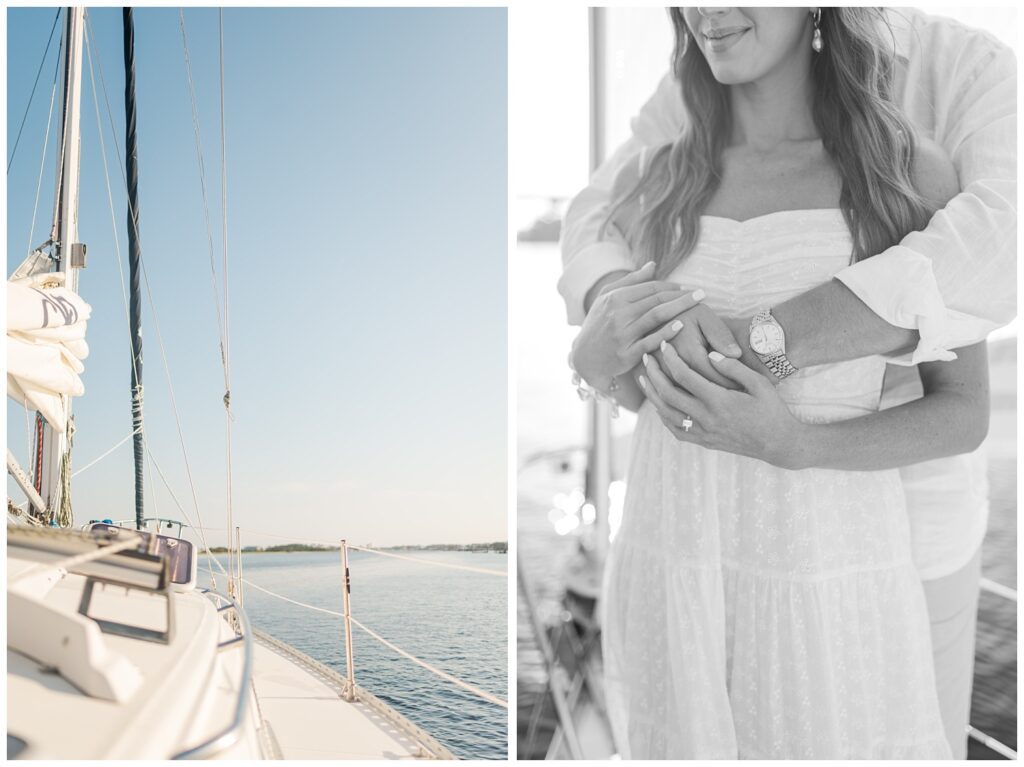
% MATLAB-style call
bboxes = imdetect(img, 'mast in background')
[38,6,87,521]
[586,7,611,559]
[123,7,145,529]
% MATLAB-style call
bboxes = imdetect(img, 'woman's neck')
[727,60,818,152]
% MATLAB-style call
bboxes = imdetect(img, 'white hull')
[7,529,452,760]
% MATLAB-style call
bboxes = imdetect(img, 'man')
[559,8,1015,759]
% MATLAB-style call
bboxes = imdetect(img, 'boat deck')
[251,630,453,760]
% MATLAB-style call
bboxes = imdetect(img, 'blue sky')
[7,8,507,547]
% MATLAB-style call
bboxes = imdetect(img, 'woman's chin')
[708,63,750,86]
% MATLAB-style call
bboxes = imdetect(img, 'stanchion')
[235,526,243,606]
[340,539,356,701]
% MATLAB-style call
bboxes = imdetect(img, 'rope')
[980,577,1017,602]
[86,11,222,590]
[145,448,227,581]
[49,8,76,246]
[8,8,61,172]
[179,8,235,596]
[82,22,141,392]
[23,15,62,258]
[211,528,506,577]
[241,578,508,709]
[54,436,73,528]
[217,9,236,604]
[967,725,1017,759]
[10,535,139,585]
[70,428,139,479]
[347,544,506,577]
[347,613,508,708]
[8,499,44,527]
[178,9,228,388]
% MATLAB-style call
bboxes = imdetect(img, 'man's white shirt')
[558,8,1016,580]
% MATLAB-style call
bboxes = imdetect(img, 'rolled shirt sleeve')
[834,247,1000,366]
[836,27,1016,364]
[559,74,684,326]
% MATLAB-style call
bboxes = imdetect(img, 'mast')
[38,6,86,522]
[586,7,612,558]
[123,7,145,529]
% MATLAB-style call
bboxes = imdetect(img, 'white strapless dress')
[601,210,951,759]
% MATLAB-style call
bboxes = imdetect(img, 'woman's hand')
[570,261,704,385]
[638,341,808,469]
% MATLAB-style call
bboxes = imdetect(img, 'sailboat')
[7,8,464,759]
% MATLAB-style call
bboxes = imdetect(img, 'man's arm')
[558,73,685,325]
[789,342,990,471]
[561,26,1015,367]
[718,109,1010,380]
[822,27,1016,364]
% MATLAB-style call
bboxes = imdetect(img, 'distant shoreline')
[201,542,508,555]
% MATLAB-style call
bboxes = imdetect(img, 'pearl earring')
[811,9,823,53]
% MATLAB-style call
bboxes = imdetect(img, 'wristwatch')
[749,308,798,381]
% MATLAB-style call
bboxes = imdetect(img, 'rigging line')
[347,544,507,577]
[10,536,141,586]
[347,613,509,708]
[8,8,62,173]
[70,428,140,479]
[179,7,233,595]
[211,529,507,576]
[979,577,1017,602]
[145,446,228,581]
[86,20,218,568]
[24,404,34,491]
[50,7,75,246]
[178,9,229,391]
[217,5,238,606]
[241,579,509,708]
[145,449,160,521]
[25,23,63,257]
[218,8,231,385]
[83,21,139,388]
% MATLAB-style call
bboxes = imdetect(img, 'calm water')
[204,549,507,759]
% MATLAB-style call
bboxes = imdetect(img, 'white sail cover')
[7,273,91,433]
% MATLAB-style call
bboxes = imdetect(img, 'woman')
[574,7,989,759]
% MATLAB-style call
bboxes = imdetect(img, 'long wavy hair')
[605,8,933,277]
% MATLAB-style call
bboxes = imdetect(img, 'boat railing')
[172,587,254,760]
[235,537,508,711]
[968,578,1017,759]
[251,627,457,760]
[87,522,509,715]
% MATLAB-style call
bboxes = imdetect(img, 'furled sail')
[7,272,91,433]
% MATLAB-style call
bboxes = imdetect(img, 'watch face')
[750,322,784,355]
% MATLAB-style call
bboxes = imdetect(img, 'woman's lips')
[704,28,749,53]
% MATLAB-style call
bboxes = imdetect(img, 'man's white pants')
[923,546,983,760]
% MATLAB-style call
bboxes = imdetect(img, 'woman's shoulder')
[911,135,959,213]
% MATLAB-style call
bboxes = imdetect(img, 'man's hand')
[571,261,703,384]
[658,304,745,390]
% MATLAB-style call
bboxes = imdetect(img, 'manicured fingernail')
[727,344,742,356]
[709,351,725,362]
[660,340,669,353]
[670,320,683,332]
[638,375,647,389]
[691,288,705,301]
[642,261,655,270]
[642,353,649,365]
